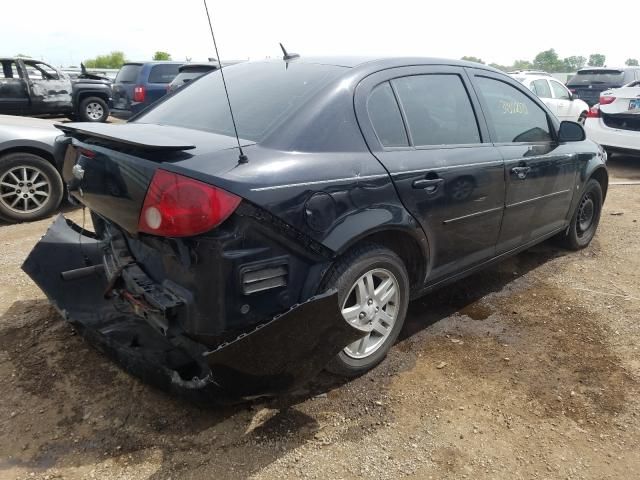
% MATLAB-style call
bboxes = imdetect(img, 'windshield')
[567,70,624,86]
[136,61,347,142]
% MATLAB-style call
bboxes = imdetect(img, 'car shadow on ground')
[0,242,566,478]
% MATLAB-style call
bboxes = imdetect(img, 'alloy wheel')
[341,268,400,359]
[0,166,51,214]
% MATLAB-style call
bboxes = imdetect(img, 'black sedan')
[24,56,607,400]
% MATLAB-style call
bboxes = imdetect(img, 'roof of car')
[272,55,504,74]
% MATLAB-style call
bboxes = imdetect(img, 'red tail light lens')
[587,105,600,118]
[133,85,146,102]
[138,170,241,237]
[599,96,615,105]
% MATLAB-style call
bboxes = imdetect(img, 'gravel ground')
[0,155,639,480]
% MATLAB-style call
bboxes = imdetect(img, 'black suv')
[567,67,640,106]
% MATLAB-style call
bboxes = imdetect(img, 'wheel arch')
[331,225,429,290]
[0,144,56,168]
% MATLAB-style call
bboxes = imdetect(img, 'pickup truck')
[0,58,112,122]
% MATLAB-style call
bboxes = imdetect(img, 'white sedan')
[584,80,640,155]
[510,73,590,124]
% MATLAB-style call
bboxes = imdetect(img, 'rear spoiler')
[55,122,196,151]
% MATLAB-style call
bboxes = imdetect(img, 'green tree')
[588,54,606,67]
[461,56,484,64]
[563,55,586,71]
[152,51,171,61]
[488,63,508,72]
[511,59,533,71]
[533,49,564,73]
[84,51,126,69]
[625,58,639,66]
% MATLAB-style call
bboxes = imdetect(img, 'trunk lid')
[567,69,627,106]
[600,86,640,115]
[57,122,252,234]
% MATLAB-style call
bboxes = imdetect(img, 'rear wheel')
[559,179,602,250]
[0,153,63,223]
[79,96,109,122]
[323,244,410,377]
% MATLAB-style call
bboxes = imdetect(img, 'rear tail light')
[587,105,600,118]
[599,95,616,105]
[138,170,241,237]
[133,85,146,102]
[569,88,576,93]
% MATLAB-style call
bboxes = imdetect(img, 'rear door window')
[367,82,409,147]
[148,64,180,84]
[531,79,552,98]
[115,64,142,83]
[392,74,481,146]
[0,60,21,79]
[474,76,552,143]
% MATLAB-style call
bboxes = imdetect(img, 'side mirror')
[558,120,586,142]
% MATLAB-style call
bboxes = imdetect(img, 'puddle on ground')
[458,302,493,320]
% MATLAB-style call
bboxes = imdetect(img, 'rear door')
[112,63,142,111]
[0,59,29,114]
[355,65,505,281]
[22,60,72,114]
[549,79,573,120]
[468,70,577,253]
[531,78,556,116]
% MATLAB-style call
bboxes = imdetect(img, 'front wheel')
[0,153,64,223]
[323,244,410,377]
[78,96,109,122]
[559,179,603,250]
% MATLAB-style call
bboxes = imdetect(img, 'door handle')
[412,177,444,193]
[511,166,531,180]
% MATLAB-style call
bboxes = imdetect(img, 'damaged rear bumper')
[22,215,365,402]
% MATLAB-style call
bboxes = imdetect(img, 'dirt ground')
[1,156,639,480]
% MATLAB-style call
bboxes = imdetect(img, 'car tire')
[0,153,64,223]
[559,179,603,250]
[322,244,410,377]
[78,96,109,122]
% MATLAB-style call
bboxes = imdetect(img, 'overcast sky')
[1,0,636,68]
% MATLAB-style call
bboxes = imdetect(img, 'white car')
[584,80,640,155]
[510,73,590,124]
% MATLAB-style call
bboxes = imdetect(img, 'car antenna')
[203,0,248,164]
[280,43,300,61]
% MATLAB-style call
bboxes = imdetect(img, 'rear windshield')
[136,61,346,142]
[115,64,141,83]
[148,64,181,83]
[172,71,208,85]
[567,70,625,86]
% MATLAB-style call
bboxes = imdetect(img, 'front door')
[355,66,505,281]
[0,59,29,114]
[469,71,577,253]
[22,60,72,114]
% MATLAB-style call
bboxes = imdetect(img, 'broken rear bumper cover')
[22,215,366,402]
